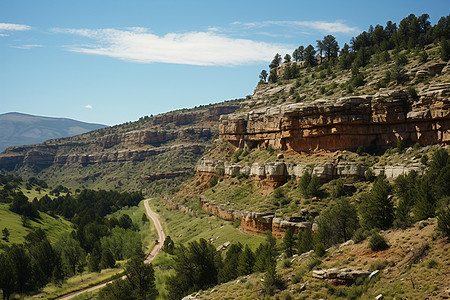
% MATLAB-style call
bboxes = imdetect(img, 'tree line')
[260,13,450,84]
[0,182,145,299]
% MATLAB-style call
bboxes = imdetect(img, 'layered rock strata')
[161,198,311,238]
[220,85,450,152]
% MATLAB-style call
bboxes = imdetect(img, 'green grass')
[0,203,73,249]
[148,198,265,250]
[107,200,158,254]
[27,267,124,300]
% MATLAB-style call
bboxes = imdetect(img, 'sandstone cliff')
[219,84,450,152]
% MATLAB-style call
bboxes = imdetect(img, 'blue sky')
[1,0,448,125]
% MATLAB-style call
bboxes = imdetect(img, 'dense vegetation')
[0,175,146,299]
[262,13,450,89]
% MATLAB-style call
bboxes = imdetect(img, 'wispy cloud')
[52,27,292,66]
[12,44,43,50]
[85,104,93,109]
[232,20,359,35]
[0,23,31,36]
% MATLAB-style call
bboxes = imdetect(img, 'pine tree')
[359,176,394,230]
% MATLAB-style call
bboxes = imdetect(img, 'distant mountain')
[0,112,107,152]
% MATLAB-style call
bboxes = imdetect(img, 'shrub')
[208,177,218,188]
[369,260,389,271]
[437,206,450,237]
[368,232,389,251]
[426,259,439,269]
[406,86,418,99]
[352,228,368,244]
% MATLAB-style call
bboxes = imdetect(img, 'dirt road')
[57,199,165,300]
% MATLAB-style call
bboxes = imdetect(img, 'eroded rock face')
[196,159,367,191]
[220,85,450,152]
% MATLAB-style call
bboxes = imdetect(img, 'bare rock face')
[220,85,450,152]
[196,159,367,192]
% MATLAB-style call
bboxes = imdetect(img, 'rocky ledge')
[195,159,423,191]
[220,84,450,152]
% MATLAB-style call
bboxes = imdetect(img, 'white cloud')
[0,23,31,36]
[85,104,93,109]
[232,20,359,35]
[52,27,292,66]
[12,44,43,50]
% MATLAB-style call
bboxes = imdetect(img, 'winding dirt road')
[57,199,165,300]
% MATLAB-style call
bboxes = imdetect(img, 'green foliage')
[282,63,300,80]
[167,238,218,299]
[303,44,317,67]
[396,137,406,152]
[440,38,450,61]
[413,176,437,221]
[369,260,389,271]
[56,233,86,276]
[298,171,321,198]
[208,177,218,188]
[231,149,243,163]
[259,70,268,82]
[100,227,142,261]
[237,245,255,276]
[269,53,282,69]
[352,228,369,244]
[162,236,175,255]
[407,86,418,99]
[437,205,450,237]
[419,50,428,63]
[359,176,394,230]
[321,198,359,243]
[283,228,295,257]
[99,255,157,300]
[368,232,389,251]
[297,229,313,254]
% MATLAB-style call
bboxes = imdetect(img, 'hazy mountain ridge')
[0,112,107,152]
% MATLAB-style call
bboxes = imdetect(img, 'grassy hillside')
[0,203,73,248]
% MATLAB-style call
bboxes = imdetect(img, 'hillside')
[0,102,241,195]
[0,112,107,152]
[0,12,449,300]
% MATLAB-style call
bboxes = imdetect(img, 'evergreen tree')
[282,228,295,257]
[218,243,242,283]
[125,256,157,300]
[269,53,282,69]
[320,35,340,60]
[284,53,291,63]
[303,45,317,67]
[0,253,16,300]
[297,229,313,254]
[359,176,394,230]
[259,69,268,82]
[292,46,304,62]
[237,245,255,276]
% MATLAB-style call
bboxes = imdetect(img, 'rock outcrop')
[196,159,368,190]
[220,85,450,152]
[162,197,311,238]
[312,268,371,285]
